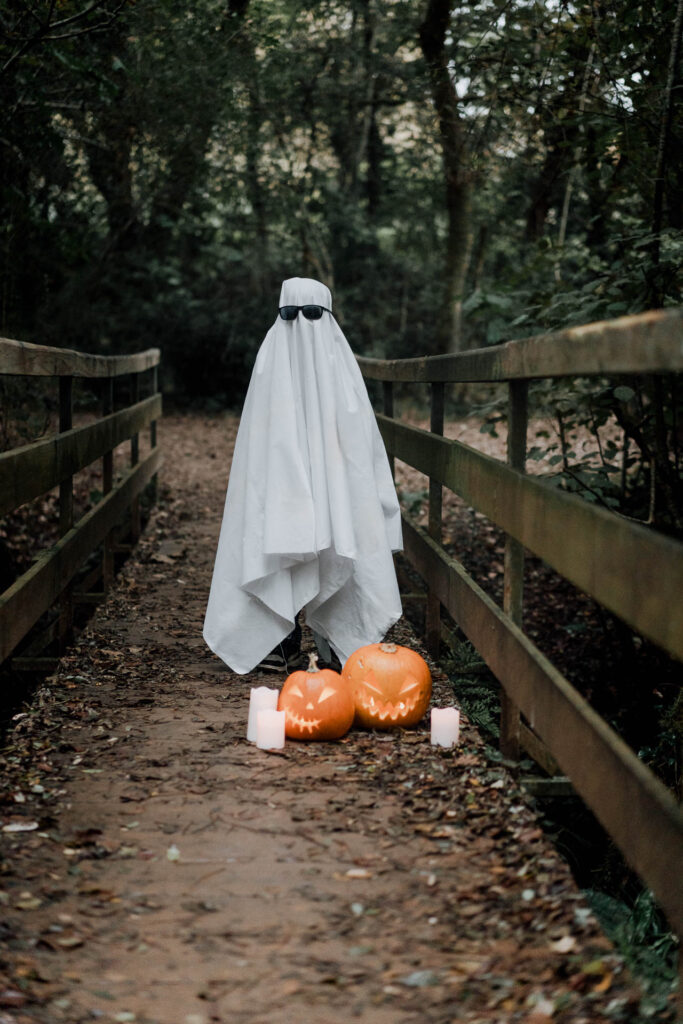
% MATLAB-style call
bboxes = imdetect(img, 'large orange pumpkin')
[343,642,432,729]
[278,653,354,741]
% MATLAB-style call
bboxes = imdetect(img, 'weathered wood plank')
[16,615,60,659]
[76,560,104,598]
[426,382,444,657]
[102,378,115,590]
[521,776,573,797]
[73,592,105,605]
[378,415,683,662]
[130,373,141,541]
[0,448,162,664]
[0,337,160,378]
[57,376,75,649]
[501,379,528,759]
[58,376,73,535]
[0,394,162,517]
[519,721,560,777]
[10,656,60,672]
[358,307,683,383]
[149,364,159,504]
[402,515,683,936]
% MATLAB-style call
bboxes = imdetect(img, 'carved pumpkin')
[343,642,432,729]
[278,653,354,741]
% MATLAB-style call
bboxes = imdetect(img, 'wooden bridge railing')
[0,337,162,669]
[358,307,683,943]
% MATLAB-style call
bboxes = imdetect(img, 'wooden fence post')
[58,377,74,535]
[500,378,528,759]
[383,380,395,480]
[58,376,74,648]
[1,339,161,672]
[150,364,159,502]
[426,381,444,657]
[102,376,114,590]
[130,372,141,541]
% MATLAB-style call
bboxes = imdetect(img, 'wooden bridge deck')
[0,414,650,1023]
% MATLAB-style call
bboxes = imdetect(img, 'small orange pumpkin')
[343,642,432,729]
[278,653,354,741]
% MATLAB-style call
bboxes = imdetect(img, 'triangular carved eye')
[318,685,338,704]
[400,674,420,695]
[287,683,304,699]
[361,669,384,697]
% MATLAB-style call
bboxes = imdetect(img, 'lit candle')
[247,686,279,742]
[256,709,285,750]
[431,707,460,747]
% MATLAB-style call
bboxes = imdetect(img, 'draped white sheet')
[203,277,402,674]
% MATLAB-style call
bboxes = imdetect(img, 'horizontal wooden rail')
[0,337,160,378]
[378,415,683,662]
[0,394,161,517]
[403,516,683,938]
[358,307,683,383]
[0,448,161,663]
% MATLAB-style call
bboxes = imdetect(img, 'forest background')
[2,0,682,400]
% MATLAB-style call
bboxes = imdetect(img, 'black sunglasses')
[279,304,331,321]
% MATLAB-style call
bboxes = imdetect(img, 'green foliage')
[397,488,428,518]
[584,889,679,1018]
[444,639,501,739]
[1,0,681,403]
[0,379,54,452]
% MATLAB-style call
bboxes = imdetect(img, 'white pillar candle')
[256,709,286,750]
[247,686,279,742]
[431,707,460,747]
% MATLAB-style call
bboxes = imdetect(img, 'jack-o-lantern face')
[278,654,354,741]
[343,642,432,729]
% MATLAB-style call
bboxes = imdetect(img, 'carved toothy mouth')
[356,672,423,722]
[356,694,419,722]
[283,710,322,734]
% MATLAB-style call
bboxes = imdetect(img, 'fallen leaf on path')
[50,934,85,950]
[593,972,612,993]
[0,989,27,1008]
[400,970,441,987]
[551,935,576,953]
[14,893,42,911]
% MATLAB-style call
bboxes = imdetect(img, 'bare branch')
[46,0,58,30]
[47,0,112,33]
[1,0,130,77]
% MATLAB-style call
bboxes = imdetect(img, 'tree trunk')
[650,0,683,286]
[419,0,472,353]
[86,106,139,253]
[524,139,566,242]
[554,43,596,282]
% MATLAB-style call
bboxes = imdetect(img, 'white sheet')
[203,277,402,673]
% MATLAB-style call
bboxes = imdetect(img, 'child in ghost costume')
[203,277,403,675]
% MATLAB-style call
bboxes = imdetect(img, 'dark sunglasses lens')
[279,306,299,321]
[302,305,324,320]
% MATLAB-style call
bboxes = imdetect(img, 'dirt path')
[0,414,643,1023]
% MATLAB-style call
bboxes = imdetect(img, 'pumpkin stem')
[307,652,320,673]
[380,643,398,654]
